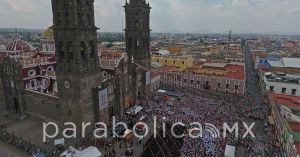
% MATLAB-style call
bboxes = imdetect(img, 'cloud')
[0,0,299,34]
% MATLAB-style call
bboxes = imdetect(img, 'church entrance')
[13,97,19,113]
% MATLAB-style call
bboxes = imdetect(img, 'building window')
[226,84,230,89]
[226,89,229,93]
[30,80,35,89]
[89,41,95,57]
[173,61,176,64]
[157,59,159,62]
[282,88,286,94]
[292,89,297,95]
[86,13,91,25]
[66,41,73,59]
[80,41,87,60]
[65,12,70,26]
[190,80,193,84]
[128,38,132,51]
[270,86,274,92]
[103,71,108,77]
[28,69,36,77]
[197,81,200,85]
[217,83,221,88]
[234,85,239,90]
[206,81,209,86]
[78,13,83,25]
[165,60,167,64]
[58,41,64,59]
[184,79,187,83]
[47,66,55,72]
[182,61,185,65]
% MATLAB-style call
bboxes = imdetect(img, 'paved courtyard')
[0,140,28,157]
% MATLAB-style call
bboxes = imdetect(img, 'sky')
[0,0,300,34]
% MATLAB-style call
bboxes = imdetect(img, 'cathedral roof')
[7,38,36,52]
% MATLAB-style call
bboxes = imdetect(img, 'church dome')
[7,39,36,51]
[42,27,54,39]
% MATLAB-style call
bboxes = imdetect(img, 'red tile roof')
[269,93,300,109]
[294,142,300,154]
[160,66,177,72]
[224,64,245,80]
[289,122,300,132]
[151,71,160,79]
[100,51,122,59]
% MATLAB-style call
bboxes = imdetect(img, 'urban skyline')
[0,0,300,34]
[0,0,300,156]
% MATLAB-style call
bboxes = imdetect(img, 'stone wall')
[24,90,61,122]
[0,78,5,112]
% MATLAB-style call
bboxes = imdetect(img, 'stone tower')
[51,0,102,126]
[124,0,151,102]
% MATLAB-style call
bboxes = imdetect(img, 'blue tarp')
[34,152,47,157]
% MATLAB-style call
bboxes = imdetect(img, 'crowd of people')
[138,85,280,157]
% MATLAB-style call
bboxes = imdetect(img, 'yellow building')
[167,47,183,54]
[151,55,194,69]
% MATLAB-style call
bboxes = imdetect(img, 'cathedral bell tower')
[124,0,151,103]
[51,0,102,126]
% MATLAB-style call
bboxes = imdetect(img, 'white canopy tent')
[54,138,65,146]
[224,145,235,157]
[158,89,167,93]
[126,106,143,115]
[76,146,102,157]
[60,146,102,157]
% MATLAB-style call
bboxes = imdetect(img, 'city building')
[160,62,246,95]
[151,55,194,70]
[269,93,300,157]
[99,49,129,115]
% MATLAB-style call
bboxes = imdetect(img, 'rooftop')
[283,58,300,68]
[161,63,245,80]
[269,93,300,109]
[265,72,300,85]
[289,122,300,133]
[203,62,228,68]
[295,142,300,154]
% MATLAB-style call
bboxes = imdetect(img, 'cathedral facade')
[0,0,151,131]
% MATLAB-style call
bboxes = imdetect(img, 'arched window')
[58,41,64,59]
[134,38,138,51]
[89,41,95,58]
[65,12,70,26]
[87,14,91,25]
[78,13,83,26]
[128,38,132,51]
[80,41,87,60]
[66,41,73,59]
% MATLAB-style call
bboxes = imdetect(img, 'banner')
[99,88,108,111]
[146,71,151,86]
